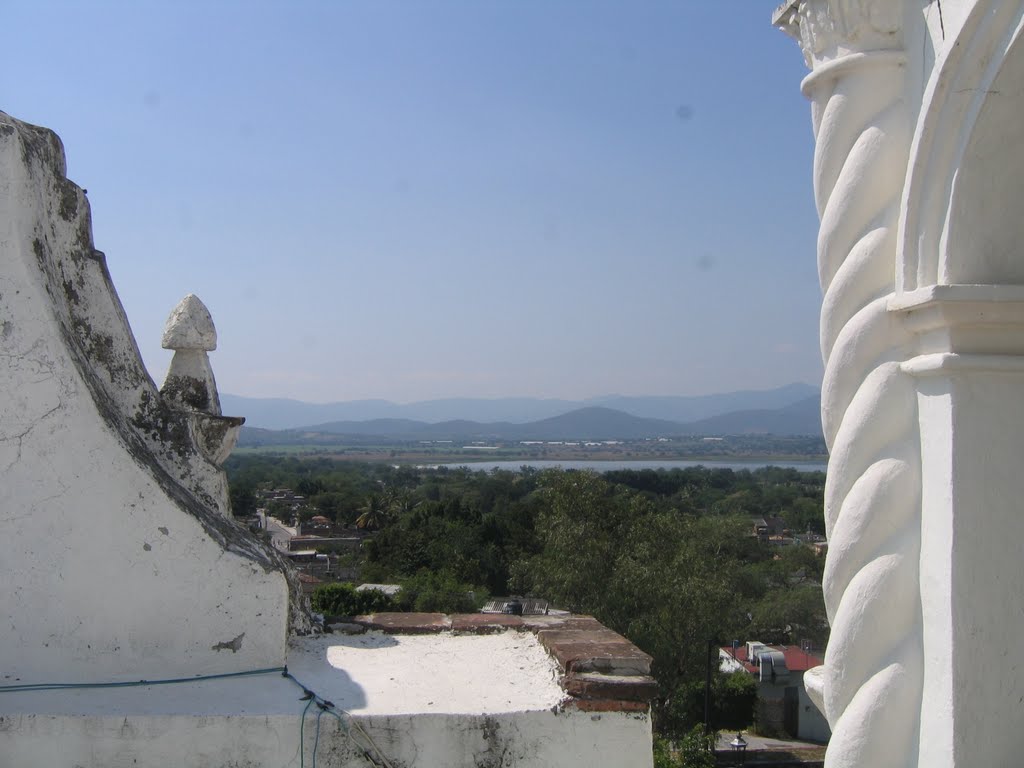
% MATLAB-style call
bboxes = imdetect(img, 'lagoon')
[423,459,827,473]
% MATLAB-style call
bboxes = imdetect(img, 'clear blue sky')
[3,1,821,404]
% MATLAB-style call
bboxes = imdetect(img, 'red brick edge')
[350,612,658,713]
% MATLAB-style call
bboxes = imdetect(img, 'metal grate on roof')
[481,598,550,616]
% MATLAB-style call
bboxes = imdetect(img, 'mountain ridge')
[237,396,824,446]
[222,382,819,430]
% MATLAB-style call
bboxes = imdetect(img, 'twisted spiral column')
[776,3,924,766]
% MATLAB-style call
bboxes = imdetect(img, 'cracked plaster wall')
[0,709,653,768]
[0,111,302,683]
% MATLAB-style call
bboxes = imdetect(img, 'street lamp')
[729,732,748,765]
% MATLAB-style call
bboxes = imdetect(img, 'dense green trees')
[226,457,829,737]
[512,471,789,734]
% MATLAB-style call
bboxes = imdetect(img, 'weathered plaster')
[0,708,651,768]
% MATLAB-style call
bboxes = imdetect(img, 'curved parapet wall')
[0,111,308,683]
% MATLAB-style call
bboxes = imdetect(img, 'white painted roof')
[0,632,565,718]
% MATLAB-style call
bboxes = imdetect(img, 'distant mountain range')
[229,384,823,443]
[677,396,823,437]
[222,382,819,431]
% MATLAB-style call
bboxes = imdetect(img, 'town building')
[721,641,830,743]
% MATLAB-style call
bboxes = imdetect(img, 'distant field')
[231,434,828,465]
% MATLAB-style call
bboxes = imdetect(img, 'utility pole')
[705,639,714,735]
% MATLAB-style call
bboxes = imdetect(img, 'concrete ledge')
[354,612,451,633]
[567,698,653,713]
[522,615,607,632]
[450,614,528,633]
[448,613,607,634]
[537,628,654,676]
[562,672,660,702]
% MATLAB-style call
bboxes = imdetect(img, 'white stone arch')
[898,0,1024,291]
[888,6,1024,766]
[779,2,1024,765]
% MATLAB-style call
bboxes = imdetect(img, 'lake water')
[422,459,828,474]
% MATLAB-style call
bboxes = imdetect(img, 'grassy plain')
[232,434,827,465]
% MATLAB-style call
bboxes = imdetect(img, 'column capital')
[891,284,1024,361]
[773,0,904,67]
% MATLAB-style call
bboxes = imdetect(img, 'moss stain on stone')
[211,632,245,653]
[57,180,79,222]
[131,390,193,459]
[18,122,60,172]
[63,279,80,305]
[161,375,211,411]
[32,238,47,268]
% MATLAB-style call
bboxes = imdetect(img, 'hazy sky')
[3,1,821,404]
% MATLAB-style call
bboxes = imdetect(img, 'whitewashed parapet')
[774,3,924,767]
[0,111,309,684]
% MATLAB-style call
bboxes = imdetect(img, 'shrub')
[395,571,482,613]
[653,728,717,768]
[716,672,758,730]
[311,583,396,616]
[657,672,757,739]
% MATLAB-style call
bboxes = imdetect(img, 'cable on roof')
[0,664,398,768]
[283,668,397,768]
[0,666,287,693]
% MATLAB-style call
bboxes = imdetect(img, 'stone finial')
[160,294,244,466]
[162,293,217,352]
[161,294,221,415]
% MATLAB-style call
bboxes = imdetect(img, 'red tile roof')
[722,644,824,674]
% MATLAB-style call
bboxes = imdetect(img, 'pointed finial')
[159,294,244,471]
[160,293,222,415]
[162,294,217,352]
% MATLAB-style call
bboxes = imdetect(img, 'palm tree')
[387,490,420,519]
[355,494,389,530]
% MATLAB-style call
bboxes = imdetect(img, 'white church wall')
[0,111,298,683]
[775,1,1024,765]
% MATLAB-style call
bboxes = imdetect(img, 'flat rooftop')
[292,630,566,715]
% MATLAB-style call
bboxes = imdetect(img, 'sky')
[2,1,822,404]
